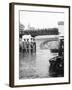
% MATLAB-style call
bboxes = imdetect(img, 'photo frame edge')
[9,3,14,87]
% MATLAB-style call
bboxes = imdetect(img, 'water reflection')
[19,39,57,79]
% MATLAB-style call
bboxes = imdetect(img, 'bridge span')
[35,35,59,50]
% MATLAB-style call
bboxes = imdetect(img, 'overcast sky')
[20,10,64,30]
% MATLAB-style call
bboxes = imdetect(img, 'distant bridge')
[35,35,59,50]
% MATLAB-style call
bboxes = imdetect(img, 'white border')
[14,5,69,86]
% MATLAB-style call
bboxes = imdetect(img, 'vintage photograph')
[9,3,70,87]
[19,10,64,79]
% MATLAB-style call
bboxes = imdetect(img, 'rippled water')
[19,39,57,79]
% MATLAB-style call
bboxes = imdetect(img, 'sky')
[20,10,64,30]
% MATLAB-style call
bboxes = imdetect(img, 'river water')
[19,39,58,79]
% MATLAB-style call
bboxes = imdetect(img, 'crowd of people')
[19,37,36,54]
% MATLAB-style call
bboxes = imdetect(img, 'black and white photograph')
[19,10,64,79]
[9,3,70,87]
